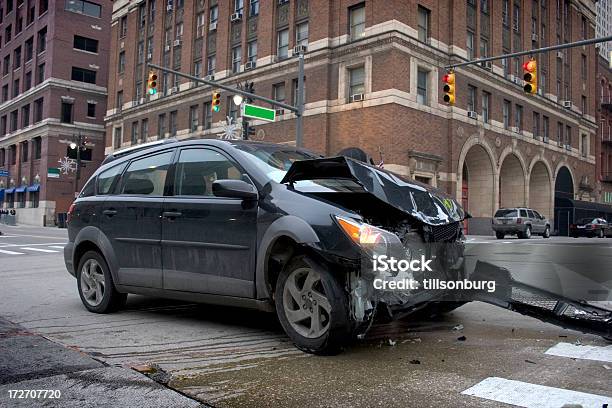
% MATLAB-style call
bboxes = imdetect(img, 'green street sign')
[48,168,60,179]
[242,103,275,122]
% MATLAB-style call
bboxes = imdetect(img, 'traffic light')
[523,59,537,94]
[147,71,158,95]
[442,72,455,105]
[212,91,221,112]
[247,126,256,138]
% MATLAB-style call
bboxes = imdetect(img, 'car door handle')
[162,211,183,219]
[103,209,117,217]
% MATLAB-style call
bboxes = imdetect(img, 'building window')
[116,91,123,112]
[249,0,259,16]
[114,127,122,148]
[581,54,587,80]
[533,111,540,138]
[9,110,17,132]
[64,0,102,18]
[349,66,365,98]
[37,63,45,84]
[234,0,243,13]
[296,22,309,47]
[193,60,202,78]
[277,29,289,59]
[416,68,428,105]
[247,40,257,63]
[13,46,21,69]
[137,41,145,64]
[231,46,241,73]
[158,113,166,138]
[25,37,33,61]
[5,25,11,43]
[543,115,549,140]
[1,85,7,102]
[169,110,177,136]
[514,104,523,131]
[87,102,96,118]
[175,22,183,40]
[557,122,563,144]
[2,56,9,76]
[30,191,39,208]
[466,31,474,59]
[196,13,205,37]
[33,137,41,159]
[34,98,43,122]
[209,5,218,24]
[566,125,571,146]
[12,79,19,97]
[480,38,489,57]
[21,141,28,162]
[273,82,285,103]
[74,35,98,53]
[581,134,587,157]
[71,67,97,84]
[60,102,73,123]
[39,0,48,15]
[207,55,216,76]
[482,91,490,123]
[467,85,477,112]
[481,0,489,14]
[503,100,511,129]
[228,97,239,121]
[37,27,47,53]
[190,105,199,131]
[131,121,139,144]
[21,104,29,128]
[0,116,6,135]
[512,2,520,32]
[203,102,212,129]
[417,6,430,43]
[120,16,127,38]
[118,51,125,74]
[349,3,366,40]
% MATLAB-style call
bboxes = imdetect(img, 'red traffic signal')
[442,72,455,105]
[522,59,537,94]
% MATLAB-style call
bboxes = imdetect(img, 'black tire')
[495,232,505,239]
[274,255,352,355]
[542,226,550,238]
[518,226,531,239]
[598,229,605,238]
[76,250,127,313]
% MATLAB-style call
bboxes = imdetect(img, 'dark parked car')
[491,207,551,239]
[64,140,469,354]
[569,218,611,238]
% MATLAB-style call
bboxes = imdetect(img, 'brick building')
[0,0,110,225]
[106,0,601,235]
[597,53,612,205]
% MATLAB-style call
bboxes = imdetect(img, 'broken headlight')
[334,215,403,258]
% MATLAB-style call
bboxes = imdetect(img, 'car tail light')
[67,202,76,223]
[516,218,522,224]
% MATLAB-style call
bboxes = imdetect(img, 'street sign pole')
[296,53,305,148]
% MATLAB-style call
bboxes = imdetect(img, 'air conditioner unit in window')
[350,93,364,102]
[173,39,181,46]
[209,22,217,31]
[170,86,178,94]
[166,4,173,12]
[278,0,289,4]
[542,136,549,143]
[204,74,214,81]
[164,45,171,52]
[275,108,284,116]
[563,100,572,109]
[531,33,538,41]
[512,75,522,85]
[565,144,572,151]
[147,53,152,60]
[231,12,242,22]
[557,51,563,58]
[479,61,492,70]
[467,110,478,119]
[510,126,520,133]
[245,61,256,70]
[293,45,307,55]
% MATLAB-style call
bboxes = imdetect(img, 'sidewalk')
[0,317,204,408]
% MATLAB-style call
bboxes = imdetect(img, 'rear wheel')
[518,226,531,239]
[495,232,505,239]
[598,229,605,238]
[542,226,550,238]
[275,255,352,355]
[77,250,126,313]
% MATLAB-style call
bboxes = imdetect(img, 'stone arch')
[457,139,496,217]
[499,152,527,208]
[528,160,553,219]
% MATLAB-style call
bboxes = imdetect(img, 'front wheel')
[275,255,352,355]
[77,250,126,313]
[598,229,605,238]
[542,226,550,238]
[495,232,505,239]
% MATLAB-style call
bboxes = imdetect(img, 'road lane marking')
[0,242,66,248]
[19,247,59,253]
[48,246,65,249]
[0,249,25,255]
[462,377,611,407]
[545,342,612,363]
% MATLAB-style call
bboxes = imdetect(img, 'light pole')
[295,52,305,148]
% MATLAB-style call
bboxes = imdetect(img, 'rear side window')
[519,209,527,217]
[121,150,173,196]
[175,148,243,196]
[494,209,517,217]
[79,178,96,198]
[97,163,127,195]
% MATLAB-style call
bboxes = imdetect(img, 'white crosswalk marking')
[462,377,611,407]
[19,247,59,253]
[0,249,25,255]
[545,342,612,363]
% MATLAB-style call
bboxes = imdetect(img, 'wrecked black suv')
[65,140,611,354]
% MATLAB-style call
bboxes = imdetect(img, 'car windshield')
[576,218,595,224]
[495,209,518,217]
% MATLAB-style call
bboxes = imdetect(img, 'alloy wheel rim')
[80,259,105,307]
[526,227,531,238]
[283,267,332,339]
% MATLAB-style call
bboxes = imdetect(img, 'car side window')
[97,163,127,195]
[175,148,243,196]
[520,209,527,217]
[79,178,96,198]
[533,210,541,219]
[527,210,535,219]
[121,151,174,196]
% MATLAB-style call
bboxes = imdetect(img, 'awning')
[15,186,26,193]
[5,188,15,194]
[0,189,4,200]
[27,184,40,192]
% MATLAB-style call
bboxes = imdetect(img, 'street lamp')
[232,94,244,106]
[69,142,77,150]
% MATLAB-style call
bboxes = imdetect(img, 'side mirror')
[212,179,258,200]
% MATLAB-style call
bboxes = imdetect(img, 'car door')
[161,147,257,298]
[526,210,537,233]
[100,149,175,288]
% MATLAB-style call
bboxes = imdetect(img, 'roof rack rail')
[102,139,178,165]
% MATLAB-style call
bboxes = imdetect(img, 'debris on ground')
[401,338,422,344]
[409,359,421,365]
[603,365,611,370]
[132,363,171,385]
[525,359,536,364]
[387,339,397,347]
[457,336,467,341]
[452,324,464,331]
[574,339,583,346]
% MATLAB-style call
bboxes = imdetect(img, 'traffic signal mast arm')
[147,63,299,113]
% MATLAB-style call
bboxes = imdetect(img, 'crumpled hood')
[280,156,467,226]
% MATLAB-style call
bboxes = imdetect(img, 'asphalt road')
[0,225,610,407]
